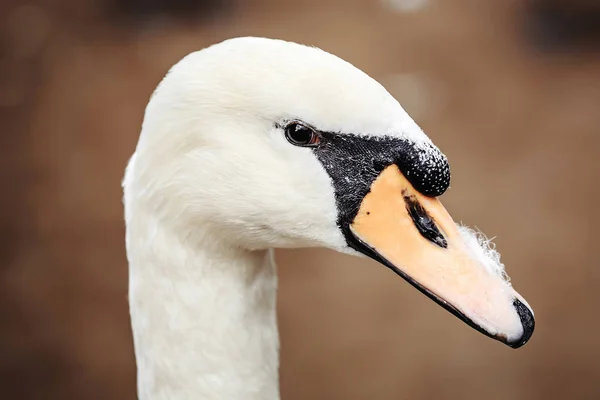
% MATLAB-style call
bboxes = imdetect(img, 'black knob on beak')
[397,142,450,198]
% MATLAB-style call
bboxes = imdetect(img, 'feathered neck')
[126,208,281,400]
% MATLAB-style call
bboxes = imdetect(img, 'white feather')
[123,37,458,400]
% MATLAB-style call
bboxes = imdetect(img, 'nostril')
[509,298,535,348]
[402,190,447,248]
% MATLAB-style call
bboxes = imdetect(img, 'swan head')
[127,37,534,348]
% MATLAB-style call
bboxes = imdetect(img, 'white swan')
[123,37,534,400]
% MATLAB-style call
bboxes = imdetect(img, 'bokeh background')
[1,0,599,399]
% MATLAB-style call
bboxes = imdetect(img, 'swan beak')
[348,165,534,348]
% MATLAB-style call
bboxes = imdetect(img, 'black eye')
[284,122,320,147]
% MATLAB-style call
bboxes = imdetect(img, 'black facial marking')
[310,131,450,236]
[402,190,447,249]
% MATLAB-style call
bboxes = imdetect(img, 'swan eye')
[284,122,320,147]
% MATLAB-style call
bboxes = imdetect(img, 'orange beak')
[348,165,534,347]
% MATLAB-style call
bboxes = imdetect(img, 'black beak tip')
[506,298,535,349]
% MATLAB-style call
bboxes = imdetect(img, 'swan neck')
[127,222,280,400]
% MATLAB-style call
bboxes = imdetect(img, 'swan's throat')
[127,223,280,400]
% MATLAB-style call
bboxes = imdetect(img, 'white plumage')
[123,37,533,400]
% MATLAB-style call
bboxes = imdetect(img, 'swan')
[122,37,535,400]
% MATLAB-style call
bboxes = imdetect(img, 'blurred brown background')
[1,0,599,399]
